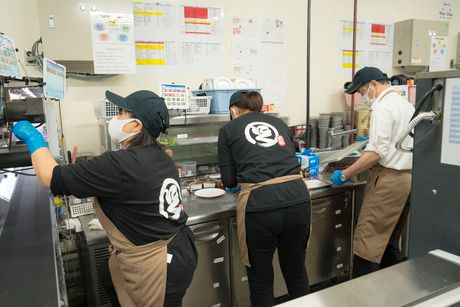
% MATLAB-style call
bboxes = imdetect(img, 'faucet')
[327,126,357,148]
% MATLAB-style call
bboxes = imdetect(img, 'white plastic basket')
[99,99,119,119]
[69,197,94,217]
[186,96,211,114]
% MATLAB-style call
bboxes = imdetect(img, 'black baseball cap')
[345,67,389,94]
[229,90,249,108]
[105,90,169,138]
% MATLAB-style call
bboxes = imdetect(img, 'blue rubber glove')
[330,170,348,186]
[12,120,47,154]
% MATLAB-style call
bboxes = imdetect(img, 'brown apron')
[94,200,175,307]
[237,174,304,267]
[353,165,411,263]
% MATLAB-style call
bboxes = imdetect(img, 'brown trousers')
[353,165,411,263]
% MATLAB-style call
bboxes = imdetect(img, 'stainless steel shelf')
[169,114,229,126]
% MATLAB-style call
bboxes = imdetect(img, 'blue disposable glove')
[330,170,348,186]
[12,120,47,154]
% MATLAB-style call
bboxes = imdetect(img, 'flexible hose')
[395,111,438,153]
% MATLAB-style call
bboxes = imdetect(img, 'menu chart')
[441,77,460,166]
[159,83,188,109]
[0,34,21,78]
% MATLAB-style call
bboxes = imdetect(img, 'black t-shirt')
[218,112,310,212]
[51,145,187,245]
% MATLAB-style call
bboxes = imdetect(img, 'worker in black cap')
[218,91,311,306]
[330,67,414,277]
[12,90,197,307]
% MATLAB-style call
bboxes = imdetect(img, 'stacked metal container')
[318,114,331,149]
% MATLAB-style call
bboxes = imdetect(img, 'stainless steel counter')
[78,181,364,306]
[276,250,460,307]
[0,172,64,307]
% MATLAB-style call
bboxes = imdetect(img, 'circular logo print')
[244,122,279,147]
[158,178,183,220]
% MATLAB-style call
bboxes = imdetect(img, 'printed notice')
[43,58,66,100]
[90,12,136,74]
[0,34,21,78]
[338,20,393,75]
[441,78,460,166]
[232,16,286,105]
[429,36,448,72]
[132,1,224,75]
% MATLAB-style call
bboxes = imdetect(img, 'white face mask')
[362,85,376,106]
[108,117,141,144]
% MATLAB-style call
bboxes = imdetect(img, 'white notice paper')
[232,17,286,105]
[90,12,136,74]
[441,78,460,166]
[429,36,448,72]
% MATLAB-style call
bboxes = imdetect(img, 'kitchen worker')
[330,67,414,277]
[218,91,311,307]
[12,90,197,307]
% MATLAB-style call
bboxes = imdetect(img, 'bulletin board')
[90,0,225,75]
[338,20,394,75]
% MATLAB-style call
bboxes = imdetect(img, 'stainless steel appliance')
[401,70,460,258]
[0,76,62,168]
[308,191,352,284]
[77,215,112,307]
[183,219,232,307]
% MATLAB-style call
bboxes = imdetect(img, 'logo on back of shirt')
[244,121,279,147]
[159,178,183,220]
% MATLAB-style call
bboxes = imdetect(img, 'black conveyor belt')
[0,174,60,306]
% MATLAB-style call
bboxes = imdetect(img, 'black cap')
[229,90,249,108]
[345,67,389,94]
[105,90,169,138]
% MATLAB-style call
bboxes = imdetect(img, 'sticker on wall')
[439,1,454,20]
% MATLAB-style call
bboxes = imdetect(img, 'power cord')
[409,83,443,138]
[0,168,36,176]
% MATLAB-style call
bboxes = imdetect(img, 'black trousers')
[245,203,311,307]
[353,195,411,278]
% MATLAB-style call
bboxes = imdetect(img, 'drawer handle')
[195,232,219,241]
[335,223,342,229]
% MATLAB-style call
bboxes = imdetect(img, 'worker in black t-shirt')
[12,90,197,307]
[218,91,311,307]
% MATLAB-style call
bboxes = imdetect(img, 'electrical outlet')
[24,49,35,63]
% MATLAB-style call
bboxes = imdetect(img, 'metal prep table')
[77,181,364,307]
[276,250,460,307]
[0,172,66,307]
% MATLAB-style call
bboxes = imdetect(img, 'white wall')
[1,0,459,155]
[310,0,460,116]
[38,0,307,155]
[0,0,41,77]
